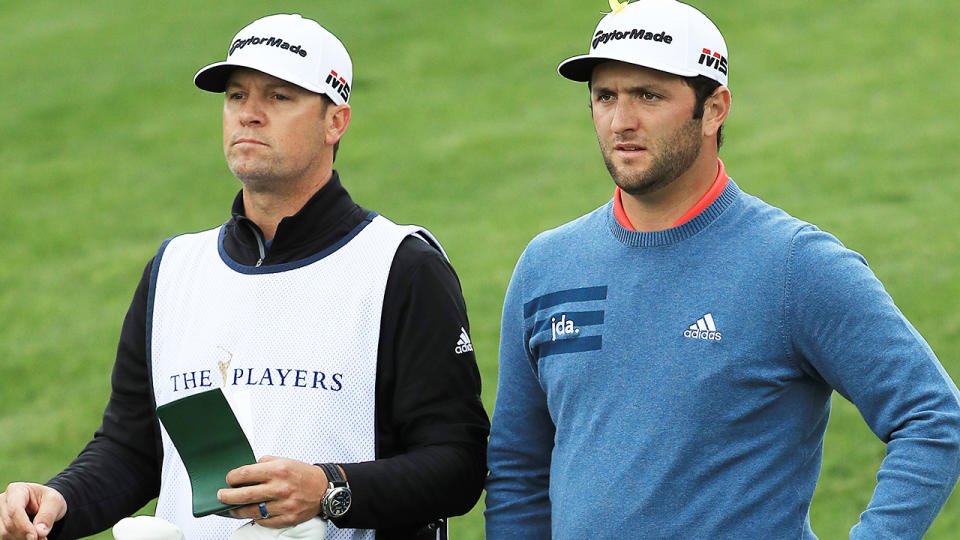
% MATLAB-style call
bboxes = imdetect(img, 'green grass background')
[1,0,958,538]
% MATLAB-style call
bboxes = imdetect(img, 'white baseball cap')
[558,0,728,86]
[194,14,353,105]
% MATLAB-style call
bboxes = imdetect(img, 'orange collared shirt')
[613,158,729,231]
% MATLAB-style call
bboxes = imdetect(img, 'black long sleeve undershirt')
[46,172,489,539]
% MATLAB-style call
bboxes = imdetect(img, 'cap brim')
[193,61,329,98]
[557,55,606,82]
[194,62,240,92]
[557,54,701,82]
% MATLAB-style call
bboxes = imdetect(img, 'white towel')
[112,515,328,540]
[112,515,185,540]
[229,517,328,539]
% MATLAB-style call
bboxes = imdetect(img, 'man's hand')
[217,456,331,528]
[0,482,67,540]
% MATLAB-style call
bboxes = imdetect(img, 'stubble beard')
[602,117,703,197]
[227,148,312,194]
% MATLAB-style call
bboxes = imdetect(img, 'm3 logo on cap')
[698,48,728,76]
[325,70,351,102]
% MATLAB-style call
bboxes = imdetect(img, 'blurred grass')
[1,1,958,538]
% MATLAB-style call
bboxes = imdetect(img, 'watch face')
[326,487,352,518]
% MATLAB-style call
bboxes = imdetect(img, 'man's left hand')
[218,456,328,528]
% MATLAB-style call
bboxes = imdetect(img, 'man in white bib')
[0,13,489,540]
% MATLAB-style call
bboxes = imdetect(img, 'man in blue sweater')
[484,0,960,538]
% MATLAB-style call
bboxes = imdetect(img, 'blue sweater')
[485,180,960,539]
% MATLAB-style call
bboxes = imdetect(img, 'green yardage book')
[156,388,257,517]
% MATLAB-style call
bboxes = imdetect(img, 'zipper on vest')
[239,217,267,267]
[254,232,266,267]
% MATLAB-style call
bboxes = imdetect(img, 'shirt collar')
[229,170,357,252]
[613,158,729,231]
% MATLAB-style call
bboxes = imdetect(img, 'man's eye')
[272,94,289,101]
[597,94,614,103]
[640,92,660,101]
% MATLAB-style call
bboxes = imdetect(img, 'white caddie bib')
[148,214,437,540]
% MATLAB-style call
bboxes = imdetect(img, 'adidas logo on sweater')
[683,313,723,341]
[455,327,474,354]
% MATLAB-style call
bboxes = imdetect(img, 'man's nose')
[239,98,265,126]
[610,100,638,134]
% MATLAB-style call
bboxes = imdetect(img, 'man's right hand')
[0,483,67,540]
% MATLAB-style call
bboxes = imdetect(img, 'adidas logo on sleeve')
[455,327,474,354]
[683,313,723,341]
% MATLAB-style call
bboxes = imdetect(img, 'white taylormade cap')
[558,0,728,87]
[194,14,353,105]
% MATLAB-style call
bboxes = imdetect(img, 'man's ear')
[324,104,351,146]
[702,86,730,138]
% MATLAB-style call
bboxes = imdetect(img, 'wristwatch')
[317,463,352,520]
